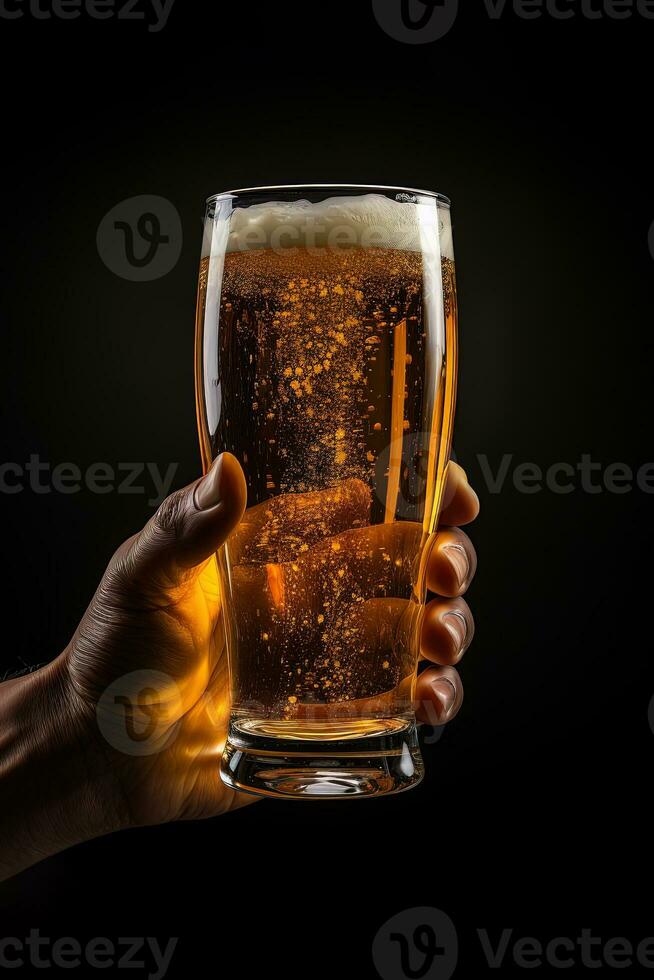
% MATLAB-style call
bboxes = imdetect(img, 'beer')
[195,188,457,797]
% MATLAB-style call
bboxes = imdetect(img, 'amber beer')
[196,187,457,799]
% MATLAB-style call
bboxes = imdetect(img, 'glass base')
[220,721,424,800]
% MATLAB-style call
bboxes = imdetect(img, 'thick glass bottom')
[220,721,424,800]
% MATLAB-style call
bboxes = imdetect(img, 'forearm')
[0,656,125,882]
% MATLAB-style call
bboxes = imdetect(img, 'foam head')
[202,193,454,261]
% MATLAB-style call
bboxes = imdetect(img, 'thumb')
[124,452,247,589]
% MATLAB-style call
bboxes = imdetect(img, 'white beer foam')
[203,193,453,260]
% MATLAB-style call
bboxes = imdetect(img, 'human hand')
[0,455,478,879]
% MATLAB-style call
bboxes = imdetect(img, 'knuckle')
[99,533,140,594]
[448,525,469,545]
[152,487,188,536]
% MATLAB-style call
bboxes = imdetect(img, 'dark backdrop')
[1,2,653,976]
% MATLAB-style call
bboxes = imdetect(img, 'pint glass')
[195,185,457,798]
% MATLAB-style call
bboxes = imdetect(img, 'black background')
[1,1,653,976]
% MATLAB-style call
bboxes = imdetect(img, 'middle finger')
[426,526,477,598]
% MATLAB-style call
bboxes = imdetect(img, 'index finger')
[229,477,371,565]
[438,462,480,527]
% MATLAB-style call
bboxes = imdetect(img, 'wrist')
[0,653,129,881]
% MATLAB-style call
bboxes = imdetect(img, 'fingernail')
[194,454,226,510]
[443,542,469,590]
[432,678,457,719]
[442,609,468,653]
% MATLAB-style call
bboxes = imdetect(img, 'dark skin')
[0,455,478,882]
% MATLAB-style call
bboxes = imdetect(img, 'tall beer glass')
[195,185,457,799]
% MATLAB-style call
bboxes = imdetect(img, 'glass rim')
[206,184,451,207]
